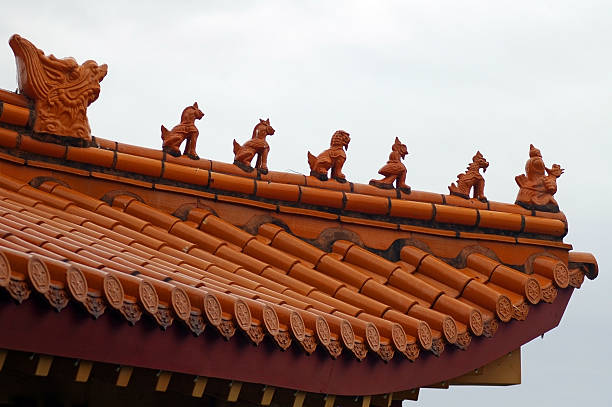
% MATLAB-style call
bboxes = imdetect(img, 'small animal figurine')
[307,130,351,182]
[369,137,411,193]
[515,144,563,212]
[233,118,276,174]
[448,151,489,202]
[161,102,204,160]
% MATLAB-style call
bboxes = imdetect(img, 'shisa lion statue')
[369,137,411,193]
[448,151,489,202]
[515,144,564,212]
[8,34,107,142]
[307,130,351,182]
[161,102,204,160]
[233,118,275,174]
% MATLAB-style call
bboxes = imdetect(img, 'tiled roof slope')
[0,88,599,396]
[0,170,594,360]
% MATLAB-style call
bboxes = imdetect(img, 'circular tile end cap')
[262,304,279,336]
[315,316,331,346]
[340,319,355,350]
[469,309,484,336]
[417,321,433,350]
[496,295,513,322]
[553,262,570,288]
[138,280,159,314]
[525,277,542,305]
[365,322,380,352]
[391,323,407,352]
[234,299,252,331]
[203,293,222,326]
[171,287,191,321]
[66,265,88,302]
[442,317,458,344]
[0,251,11,287]
[103,273,124,309]
[289,311,306,342]
[27,256,50,294]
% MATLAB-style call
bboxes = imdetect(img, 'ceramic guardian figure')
[448,151,489,202]
[515,144,564,212]
[369,137,411,193]
[233,118,275,174]
[307,130,351,182]
[9,34,107,142]
[161,102,204,160]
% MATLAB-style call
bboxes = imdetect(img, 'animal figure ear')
[394,137,401,144]
[265,118,270,124]
[259,118,265,123]
[193,102,199,108]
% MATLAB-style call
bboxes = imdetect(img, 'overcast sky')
[0,1,610,405]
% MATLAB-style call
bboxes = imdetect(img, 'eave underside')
[0,288,572,396]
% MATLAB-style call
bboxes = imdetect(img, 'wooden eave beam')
[261,386,276,406]
[115,366,133,387]
[34,354,53,376]
[228,381,243,402]
[155,371,172,392]
[0,349,7,371]
[192,376,208,398]
[75,360,93,382]
[292,391,306,407]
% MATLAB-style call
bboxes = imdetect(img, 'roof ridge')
[0,127,570,240]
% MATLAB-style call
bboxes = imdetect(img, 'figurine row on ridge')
[161,103,564,213]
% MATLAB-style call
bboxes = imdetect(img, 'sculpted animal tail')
[161,125,170,141]
[233,139,241,155]
[307,151,316,170]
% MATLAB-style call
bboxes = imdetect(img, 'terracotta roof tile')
[114,152,163,178]
[66,145,115,168]
[261,267,316,296]
[162,162,209,187]
[360,279,416,313]
[568,251,598,279]
[0,102,30,127]
[318,256,374,288]
[256,181,300,202]
[299,186,344,209]
[0,127,19,149]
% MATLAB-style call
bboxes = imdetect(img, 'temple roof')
[0,36,600,405]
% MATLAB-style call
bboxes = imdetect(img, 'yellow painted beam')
[192,376,208,398]
[386,393,393,407]
[449,348,521,386]
[0,350,7,372]
[115,366,133,387]
[34,355,53,377]
[261,386,275,406]
[75,361,93,383]
[228,381,243,402]
[324,395,336,407]
[292,391,306,407]
[361,395,371,407]
[155,371,172,392]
